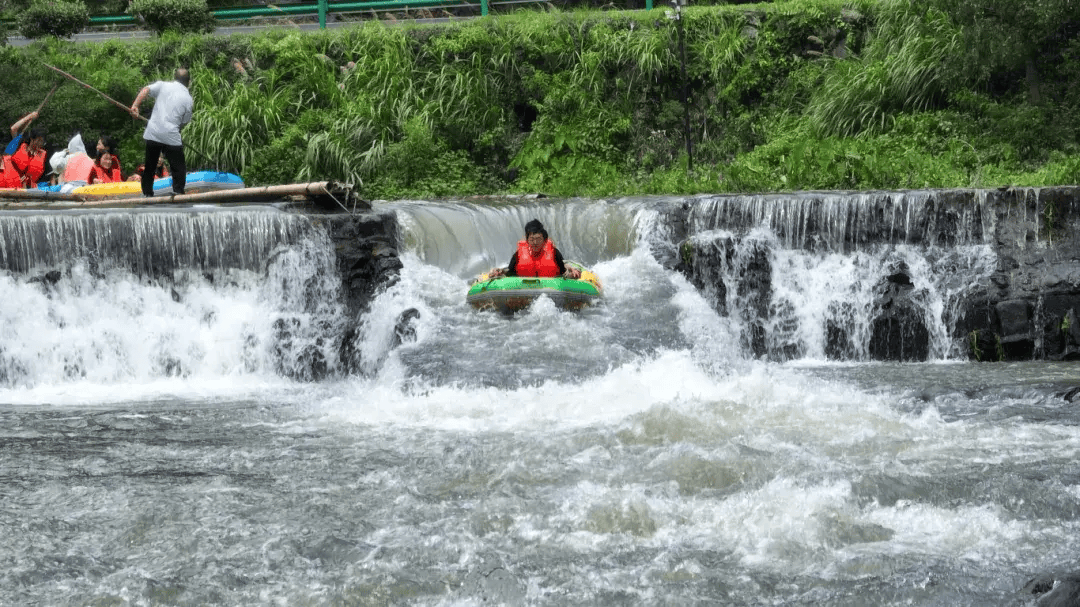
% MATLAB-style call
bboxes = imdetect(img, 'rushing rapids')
[1,194,1079,606]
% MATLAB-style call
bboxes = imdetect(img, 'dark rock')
[28,269,62,287]
[296,344,328,382]
[967,328,999,362]
[869,308,930,362]
[679,235,733,316]
[869,267,929,362]
[996,300,1033,342]
[313,211,405,376]
[825,303,855,361]
[270,317,329,381]
[1020,572,1080,607]
[393,308,421,346]
[886,271,913,286]
[317,212,403,319]
[338,327,361,376]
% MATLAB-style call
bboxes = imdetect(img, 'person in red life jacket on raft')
[94,134,122,175]
[126,156,170,182]
[488,219,582,279]
[87,151,122,184]
[2,111,48,188]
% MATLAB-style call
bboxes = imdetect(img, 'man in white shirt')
[129,68,193,197]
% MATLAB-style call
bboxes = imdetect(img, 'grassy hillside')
[3,0,1079,198]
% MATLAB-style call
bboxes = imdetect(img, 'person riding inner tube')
[488,219,582,280]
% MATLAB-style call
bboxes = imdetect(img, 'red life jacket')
[132,163,168,180]
[515,239,559,277]
[0,155,21,188]
[61,152,95,184]
[10,143,46,188]
[89,157,122,184]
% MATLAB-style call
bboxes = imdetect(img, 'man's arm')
[554,249,580,279]
[129,86,151,119]
[10,111,38,138]
[553,249,567,275]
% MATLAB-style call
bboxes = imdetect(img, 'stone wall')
[943,187,1080,361]
[671,186,1080,362]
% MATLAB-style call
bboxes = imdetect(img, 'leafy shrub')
[128,0,214,36]
[18,0,89,39]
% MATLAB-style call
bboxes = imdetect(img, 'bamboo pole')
[43,64,134,119]
[0,182,357,209]
[35,81,63,113]
[19,81,63,136]
[0,188,88,203]
[79,181,350,206]
[41,63,217,168]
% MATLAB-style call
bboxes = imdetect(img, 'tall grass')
[186,69,291,173]
[807,0,961,137]
[4,0,1080,196]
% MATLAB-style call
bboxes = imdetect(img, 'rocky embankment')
[657,186,1080,363]
[956,187,1080,362]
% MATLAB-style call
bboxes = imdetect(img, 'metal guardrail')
[0,0,660,36]
[85,0,657,29]
[88,0,520,28]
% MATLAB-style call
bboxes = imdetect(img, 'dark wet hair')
[524,218,547,240]
[95,134,117,161]
[28,127,45,143]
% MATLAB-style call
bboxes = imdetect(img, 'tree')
[928,0,1080,103]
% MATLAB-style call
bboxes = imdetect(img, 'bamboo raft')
[0,181,366,212]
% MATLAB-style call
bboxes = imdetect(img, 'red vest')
[134,163,169,178]
[0,155,21,188]
[515,239,559,277]
[62,153,95,184]
[10,143,45,188]
[89,158,122,184]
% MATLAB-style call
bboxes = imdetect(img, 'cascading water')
[680,191,998,361]
[2,196,1078,606]
[0,207,345,391]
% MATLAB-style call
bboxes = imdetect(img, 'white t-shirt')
[142,80,193,147]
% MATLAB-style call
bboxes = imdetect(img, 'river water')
[1,199,1077,606]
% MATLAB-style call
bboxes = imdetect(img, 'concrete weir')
[667,186,1080,362]
[7,183,1080,364]
[0,181,362,212]
[0,185,404,379]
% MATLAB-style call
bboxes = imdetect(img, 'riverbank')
[2,0,1078,200]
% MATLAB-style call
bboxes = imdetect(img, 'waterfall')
[686,189,992,250]
[0,207,313,276]
[0,207,346,388]
[0,190,1019,390]
[671,190,1000,362]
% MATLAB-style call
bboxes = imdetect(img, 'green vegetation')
[128,0,215,36]
[18,0,89,39]
[2,0,1080,199]
[969,330,982,362]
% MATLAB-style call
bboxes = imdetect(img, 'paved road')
[5,18,452,46]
